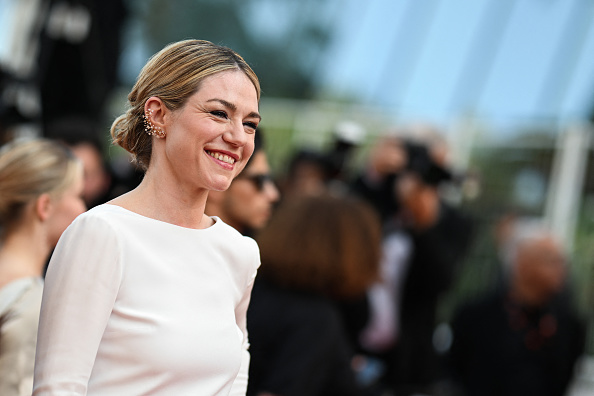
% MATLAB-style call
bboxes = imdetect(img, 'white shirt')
[359,230,411,352]
[33,204,260,395]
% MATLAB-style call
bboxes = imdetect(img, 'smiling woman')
[33,39,262,396]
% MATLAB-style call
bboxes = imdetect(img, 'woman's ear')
[35,193,53,222]
[145,96,167,130]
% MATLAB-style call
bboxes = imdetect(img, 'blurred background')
[1,0,593,393]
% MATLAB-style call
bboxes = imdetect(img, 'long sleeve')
[230,253,259,396]
[33,214,122,395]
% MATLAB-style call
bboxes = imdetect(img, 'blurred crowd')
[1,115,587,396]
[240,122,586,396]
[0,1,589,395]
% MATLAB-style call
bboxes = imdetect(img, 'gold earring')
[143,109,166,138]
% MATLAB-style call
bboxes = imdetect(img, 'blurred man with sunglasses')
[206,128,280,237]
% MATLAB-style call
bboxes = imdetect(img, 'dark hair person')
[33,39,262,395]
[247,193,382,396]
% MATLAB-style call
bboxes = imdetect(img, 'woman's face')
[160,70,260,193]
[46,167,86,247]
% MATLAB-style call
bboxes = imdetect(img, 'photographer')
[351,129,474,395]
[392,141,473,394]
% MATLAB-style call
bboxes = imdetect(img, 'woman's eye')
[211,110,228,119]
[244,121,258,131]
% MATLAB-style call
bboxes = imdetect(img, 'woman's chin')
[209,180,233,192]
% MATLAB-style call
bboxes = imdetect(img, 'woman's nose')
[223,121,249,147]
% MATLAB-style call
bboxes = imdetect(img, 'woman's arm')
[230,278,256,396]
[229,248,259,396]
[33,214,122,395]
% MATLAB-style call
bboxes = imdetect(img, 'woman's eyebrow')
[207,98,261,120]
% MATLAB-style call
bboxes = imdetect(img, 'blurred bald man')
[448,218,585,396]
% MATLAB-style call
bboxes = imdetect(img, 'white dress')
[33,204,260,395]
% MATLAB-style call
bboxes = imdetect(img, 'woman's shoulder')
[70,204,158,233]
[71,203,125,225]
[57,204,130,249]
[209,218,260,278]
[211,216,245,235]
[0,277,43,318]
[211,217,259,250]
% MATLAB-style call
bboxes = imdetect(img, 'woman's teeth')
[207,151,235,164]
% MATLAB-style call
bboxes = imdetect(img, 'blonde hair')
[0,138,80,236]
[110,39,261,171]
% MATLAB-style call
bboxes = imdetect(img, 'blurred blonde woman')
[0,138,85,396]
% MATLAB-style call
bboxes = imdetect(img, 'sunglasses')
[236,173,275,191]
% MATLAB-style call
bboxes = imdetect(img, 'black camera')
[403,141,452,187]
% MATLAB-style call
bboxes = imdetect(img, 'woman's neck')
[0,226,49,288]
[110,173,212,229]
